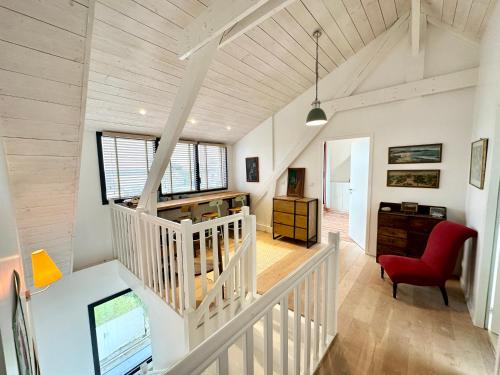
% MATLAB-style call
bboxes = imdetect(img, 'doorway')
[322,137,370,250]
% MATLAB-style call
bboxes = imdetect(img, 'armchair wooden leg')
[381,267,384,279]
[439,286,449,306]
[393,283,397,299]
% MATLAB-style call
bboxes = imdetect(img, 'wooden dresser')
[273,196,318,248]
[377,202,446,261]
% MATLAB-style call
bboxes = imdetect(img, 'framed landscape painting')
[388,143,442,164]
[387,170,440,188]
[469,138,488,189]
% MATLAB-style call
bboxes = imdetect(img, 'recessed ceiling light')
[139,109,147,115]
[226,126,232,130]
[189,118,197,124]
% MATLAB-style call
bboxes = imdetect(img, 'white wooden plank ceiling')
[0,0,90,283]
[85,0,495,144]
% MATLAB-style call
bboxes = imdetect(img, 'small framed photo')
[430,206,446,218]
[401,202,418,213]
[245,157,259,182]
[469,138,488,189]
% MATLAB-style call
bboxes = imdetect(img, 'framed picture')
[388,143,442,164]
[469,139,488,189]
[401,202,418,213]
[12,270,37,375]
[387,170,440,188]
[287,168,305,197]
[430,206,446,218]
[245,157,259,182]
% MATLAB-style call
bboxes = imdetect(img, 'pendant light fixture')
[306,30,327,126]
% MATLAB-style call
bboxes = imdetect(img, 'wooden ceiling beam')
[411,0,421,56]
[178,0,271,60]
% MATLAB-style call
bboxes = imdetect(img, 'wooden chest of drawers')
[376,202,446,261]
[273,196,318,248]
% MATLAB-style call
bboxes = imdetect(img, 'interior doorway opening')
[322,137,370,250]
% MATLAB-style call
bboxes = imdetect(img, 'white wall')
[73,130,114,270]
[233,25,479,255]
[31,260,187,374]
[463,2,500,327]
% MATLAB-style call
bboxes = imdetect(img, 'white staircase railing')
[164,232,340,375]
[110,201,257,346]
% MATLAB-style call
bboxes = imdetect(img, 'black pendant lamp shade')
[306,30,327,127]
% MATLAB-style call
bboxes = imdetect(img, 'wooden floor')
[254,232,495,375]
[322,209,352,243]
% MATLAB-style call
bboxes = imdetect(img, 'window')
[161,142,196,194]
[198,143,227,191]
[88,289,152,375]
[97,132,155,203]
[97,132,228,204]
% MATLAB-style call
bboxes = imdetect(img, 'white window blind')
[101,134,155,200]
[198,144,227,191]
[161,142,196,194]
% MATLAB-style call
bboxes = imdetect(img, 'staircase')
[110,202,339,374]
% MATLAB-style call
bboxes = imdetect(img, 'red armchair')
[379,221,477,305]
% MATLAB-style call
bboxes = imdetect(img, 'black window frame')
[88,288,152,375]
[97,132,228,205]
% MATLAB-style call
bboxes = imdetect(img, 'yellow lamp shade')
[31,249,62,288]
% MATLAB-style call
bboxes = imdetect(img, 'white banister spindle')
[181,219,196,311]
[313,269,321,362]
[217,349,229,375]
[304,275,311,375]
[264,309,273,375]
[168,228,176,309]
[321,261,328,348]
[200,229,207,298]
[327,232,339,337]
[293,285,301,375]
[244,326,254,375]
[161,227,170,304]
[280,295,289,375]
[135,208,146,283]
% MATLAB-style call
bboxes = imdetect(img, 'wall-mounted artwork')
[469,138,488,189]
[388,143,442,164]
[245,157,259,182]
[387,170,440,188]
[287,168,305,197]
[12,270,37,375]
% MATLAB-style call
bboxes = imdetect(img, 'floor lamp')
[25,249,62,374]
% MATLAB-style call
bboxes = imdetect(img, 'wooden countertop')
[157,191,250,211]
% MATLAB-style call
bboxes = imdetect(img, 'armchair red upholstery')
[379,221,477,305]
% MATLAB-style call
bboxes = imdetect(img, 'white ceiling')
[84,0,495,144]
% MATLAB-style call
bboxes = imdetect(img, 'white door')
[348,138,370,249]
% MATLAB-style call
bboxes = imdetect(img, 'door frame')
[318,133,374,254]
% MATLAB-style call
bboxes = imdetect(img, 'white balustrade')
[163,231,340,375]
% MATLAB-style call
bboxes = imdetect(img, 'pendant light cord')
[314,31,320,104]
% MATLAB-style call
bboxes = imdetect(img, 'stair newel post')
[326,232,340,337]
[109,199,117,259]
[181,218,197,348]
[135,207,147,285]
[243,206,257,299]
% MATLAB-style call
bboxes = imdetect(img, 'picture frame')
[430,206,446,218]
[245,157,259,182]
[387,169,440,188]
[401,202,418,213]
[12,270,37,375]
[469,138,488,189]
[287,168,305,198]
[388,143,442,164]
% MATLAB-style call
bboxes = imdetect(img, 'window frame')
[97,132,228,205]
[87,288,152,375]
